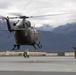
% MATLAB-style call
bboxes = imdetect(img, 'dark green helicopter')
[0,15,42,50]
[0,12,69,50]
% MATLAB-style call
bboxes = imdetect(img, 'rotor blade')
[29,12,70,18]
[8,12,71,19]
[7,16,29,19]
[8,17,19,19]
[9,13,30,19]
[10,13,23,16]
[9,12,70,18]
[0,15,6,20]
[0,15,19,19]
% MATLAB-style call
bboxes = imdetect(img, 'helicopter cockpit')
[14,19,31,28]
[25,20,31,27]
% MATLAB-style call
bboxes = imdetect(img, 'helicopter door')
[34,28,38,40]
[30,28,38,40]
[29,28,35,37]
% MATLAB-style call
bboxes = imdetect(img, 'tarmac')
[0,56,76,75]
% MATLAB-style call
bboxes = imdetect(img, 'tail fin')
[6,17,12,32]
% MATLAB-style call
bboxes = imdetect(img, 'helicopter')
[0,12,70,50]
[0,15,43,50]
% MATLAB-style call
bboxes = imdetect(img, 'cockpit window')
[25,21,31,27]
[34,28,37,33]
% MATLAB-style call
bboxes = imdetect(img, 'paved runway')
[0,56,76,75]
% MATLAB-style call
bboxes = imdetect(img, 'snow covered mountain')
[0,22,76,52]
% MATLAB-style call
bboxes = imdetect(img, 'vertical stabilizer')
[6,17,12,32]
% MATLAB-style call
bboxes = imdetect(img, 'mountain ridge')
[0,22,76,52]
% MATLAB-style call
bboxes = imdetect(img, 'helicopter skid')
[12,45,20,50]
[32,41,42,49]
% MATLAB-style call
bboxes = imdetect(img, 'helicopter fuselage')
[14,26,38,45]
[5,17,42,50]
[14,20,38,45]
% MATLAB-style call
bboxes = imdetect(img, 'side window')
[29,28,34,33]
[25,21,31,27]
[29,28,37,33]
[34,28,37,33]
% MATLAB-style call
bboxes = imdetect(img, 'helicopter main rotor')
[9,12,70,19]
[0,12,71,21]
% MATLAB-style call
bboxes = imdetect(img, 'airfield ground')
[0,56,76,75]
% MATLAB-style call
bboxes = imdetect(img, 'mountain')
[38,31,76,52]
[52,22,76,34]
[0,22,76,52]
[37,24,54,31]
[52,22,76,41]
[37,22,76,41]
[0,30,76,52]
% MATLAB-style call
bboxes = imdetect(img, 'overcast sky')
[0,0,76,27]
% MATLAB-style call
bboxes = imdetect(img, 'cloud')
[0,0,10,9]
[0,0,76,27]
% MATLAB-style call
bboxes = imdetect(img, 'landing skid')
[32,41,42,49]
[12,45,20,50]
[11,41,42,50]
